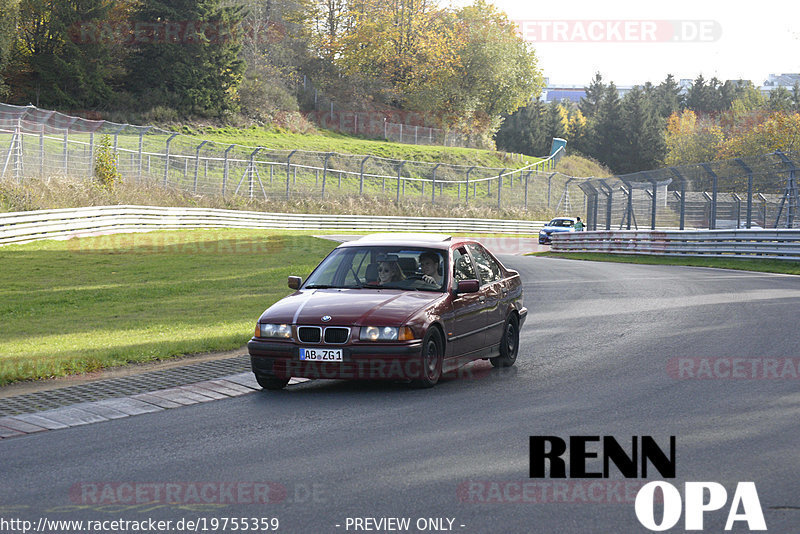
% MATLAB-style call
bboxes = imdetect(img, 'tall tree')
[768,86,794,112]
[619,86,666,173]
[591,82,626,172]
[495,98,546,156]
[125,0,246,115]
[0,0,20,98]
[654,74,682,118]
[579,72,605,119]
[543,100,567,141]
[9,0,120,108]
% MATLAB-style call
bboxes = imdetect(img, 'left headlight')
[360,326,415,341]
[256,323,292,339]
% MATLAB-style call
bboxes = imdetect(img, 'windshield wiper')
[304,284,337,289]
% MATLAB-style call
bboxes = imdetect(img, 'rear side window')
[467,244,502,285]
[452,247,477,282]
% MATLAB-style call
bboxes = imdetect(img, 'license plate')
[299,348,343,362]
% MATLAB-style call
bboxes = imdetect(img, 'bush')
[94,135,122,187]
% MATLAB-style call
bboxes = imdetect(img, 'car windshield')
[548,219,573,227]
[303,246,447,292]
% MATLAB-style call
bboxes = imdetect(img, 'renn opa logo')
[529,436,766,531]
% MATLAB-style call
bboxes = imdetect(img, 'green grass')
[0,229,338,385]
[192,126,536,169]
[533,251,800,275]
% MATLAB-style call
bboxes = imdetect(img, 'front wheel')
[412,328,443,388]
[490,314,519,368]
[255,373,290,390]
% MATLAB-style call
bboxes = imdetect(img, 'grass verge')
[0,229,338,385]
[533,251,800,275]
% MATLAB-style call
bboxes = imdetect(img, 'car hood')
[261,289,444,326]
[541,225,574,232]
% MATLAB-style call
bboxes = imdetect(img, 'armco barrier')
[551,229,800,260]
[0,206,546,246]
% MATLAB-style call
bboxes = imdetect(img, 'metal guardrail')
[551,229,800,260]
[0,206,547,245]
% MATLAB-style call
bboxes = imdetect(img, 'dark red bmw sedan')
[248,234,527,389]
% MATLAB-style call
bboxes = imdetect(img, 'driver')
[419,252,443,285]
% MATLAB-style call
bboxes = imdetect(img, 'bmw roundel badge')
[321,315,332,322]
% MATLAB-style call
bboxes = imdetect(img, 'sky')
[459,0,800,88]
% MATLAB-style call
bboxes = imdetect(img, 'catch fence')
[577,151,800,230]
[0,104,568,216]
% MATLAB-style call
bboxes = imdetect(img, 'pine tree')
[619,86,666,173]
[591,82,626,172]
[10,0,119,108]
[125,0,246,116]
[654,74,682,118]
[579,72,605,119]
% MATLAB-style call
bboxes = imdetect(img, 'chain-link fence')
[0,103,568,216]
[578,152,800,230]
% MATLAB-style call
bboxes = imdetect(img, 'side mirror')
[454,279,480,295]
[288,276,302,290]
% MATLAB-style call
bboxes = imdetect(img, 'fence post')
[359,155,370,195]
[396,161,405,205]
[63,129,68,175]
[248,147,262,198]
[497,169,507,210]
[700,163,718,229]
[89,132,94,179]
[669,168,687,230]
[194,140,209,193]
[734,159,753,229]
[465,167,475,206]
[524,171,530,210]
[321,152,333,199]
[137,127,150,183]
[163,133,178,187]
[39,125,44,179]
[431,164,441,204]
[286,150,297,200]
[648,175,658,230]
[222,144,234,197]
[547,173,555,209]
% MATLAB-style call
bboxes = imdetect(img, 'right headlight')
[256,323,292,339]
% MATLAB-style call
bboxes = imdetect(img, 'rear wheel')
[490,314,519,368]
[255,373,290,390]
[413,328,443,388]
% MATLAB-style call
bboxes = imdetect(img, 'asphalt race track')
[1,256,799,533]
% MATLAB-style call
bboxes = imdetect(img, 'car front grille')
[324,327,350,344]
[297,326,350,344]
[298,326,322,343]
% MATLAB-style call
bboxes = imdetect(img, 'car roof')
[549,217,577,222]
[338,233,456,249]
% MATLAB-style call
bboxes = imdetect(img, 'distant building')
[760,73,800,95]
[540,78,635,103]
[541,74,800,103]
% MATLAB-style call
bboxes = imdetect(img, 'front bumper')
[249,339,425,380]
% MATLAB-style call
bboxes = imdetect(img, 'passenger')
[419,252,443,285]
[377,261,405,285]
